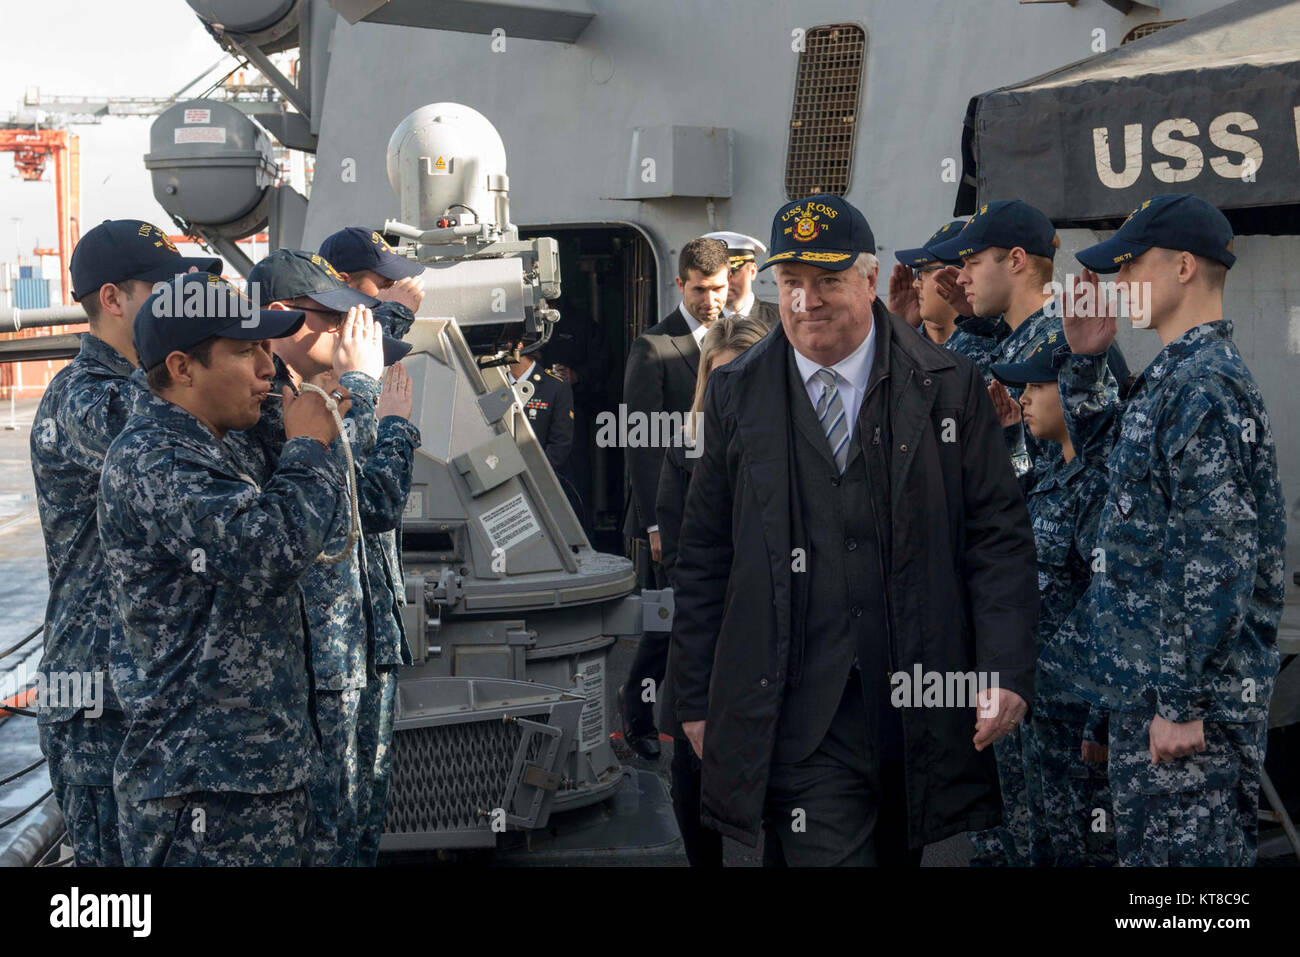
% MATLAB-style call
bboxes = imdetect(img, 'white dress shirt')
[678,302,709,347]
[723,291,755,319]
[790,322,877,443]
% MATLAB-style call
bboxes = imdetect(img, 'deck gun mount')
[377,103,673,852]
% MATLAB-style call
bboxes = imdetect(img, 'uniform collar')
[1033,450,1086,493]
[1136,319,1234,390]
[79,332,136,377]
[127,369,223,445]
[724,291,755,318]
[954,314,1011,341]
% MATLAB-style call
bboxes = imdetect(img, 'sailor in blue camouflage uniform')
[246,248,420,865]
[926,201,1086,865]
[99,274,351,866]
[890,219,1010,384]
[1043,194,1286,866]
[319,227,427,864]
[989,338,1117,867]
[29,221,221,867]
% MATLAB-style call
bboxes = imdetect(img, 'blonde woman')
[655,314,770,867]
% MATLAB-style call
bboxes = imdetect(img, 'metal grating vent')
[1122,20,1185,44]
[385,718,549,834]
[785,24,866,200]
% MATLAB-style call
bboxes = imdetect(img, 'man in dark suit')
[704,230,780,328]
[619,237,729,758]
[671,194,1039,866]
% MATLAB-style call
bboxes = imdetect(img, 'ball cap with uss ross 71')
[1075,193,1236,274]
[132,272,305,372]
[895,219,968,268]
[318,226,424,281]
[759,193,876,272]
[927,200,1057,264]
[989,332,1071,388]
[70,219,222,301]
[248,249,413,366]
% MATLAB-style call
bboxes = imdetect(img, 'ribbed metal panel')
[385,718,549,835]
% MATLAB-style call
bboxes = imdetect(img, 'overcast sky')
[0,1,228,291]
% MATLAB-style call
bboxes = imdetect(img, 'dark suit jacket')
[622,307,701,538]
[655,438,696,740]
[744,298,780,329]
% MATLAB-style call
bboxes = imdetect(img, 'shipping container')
[12,277,50,309]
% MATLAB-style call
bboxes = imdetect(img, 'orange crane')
[0,127,80,305]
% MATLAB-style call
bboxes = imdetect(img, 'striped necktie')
[814,368,849,474]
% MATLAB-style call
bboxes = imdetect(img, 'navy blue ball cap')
[247,249,381,313]
[319,226,424,282]
[70,219,222,301]
[1075,194,1236,274]
[133,272,305,371]
[990,330,1071,387]
[928,200,1057,263]
[759,193,876,272]
[895,219,968,268]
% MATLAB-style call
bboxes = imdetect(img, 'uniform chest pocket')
[1030,500,1074,567]
[1102,440,1165,580]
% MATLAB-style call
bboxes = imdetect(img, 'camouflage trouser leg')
[117,787,311,866]
[354,668,397,867]
[308,687,363,866]
[967,726,1031,866]
[39,711,127,867]
[1022,716,1116,866]
[1108,712,1265,867]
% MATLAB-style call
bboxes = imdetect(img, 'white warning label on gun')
[478,492,539,552]
[578,657,605,752]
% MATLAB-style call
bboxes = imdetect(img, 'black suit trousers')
[670,737,724,867]
[761,669,922,867]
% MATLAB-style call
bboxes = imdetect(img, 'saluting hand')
[332,307,385,380]
[986,380,1022,428]
[888,264,921,329]
[932,266,975,318]
[378,275,425,313]
[1062,268,1119,356]
[376,362,414,421]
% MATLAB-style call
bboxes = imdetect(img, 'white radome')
[386,103,509,230]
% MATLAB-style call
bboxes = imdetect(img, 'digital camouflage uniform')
[1018,380,1118,867]
[238,356,419,866]
[353,367,418,866]
[29,334,136,867]
[99,381,348,866]
[939,314,1011,386]
[337,299,418,866]
[1042,321,1285,866]
[968,310,1066,866]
